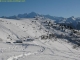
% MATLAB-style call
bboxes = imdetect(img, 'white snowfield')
[0,18,80,60]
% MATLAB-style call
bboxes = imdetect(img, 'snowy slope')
[0,18,80,60]
[0,18,48,42]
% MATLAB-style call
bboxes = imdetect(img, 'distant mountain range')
[58,16,80,30]
[1,12,80,30]
[0,12,64,20]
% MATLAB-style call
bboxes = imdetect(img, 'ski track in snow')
[7,44,45,60]
[7,52,37,60]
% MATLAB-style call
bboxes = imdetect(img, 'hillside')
[0,18,80,60]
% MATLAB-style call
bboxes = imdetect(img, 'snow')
[0,18,80,60]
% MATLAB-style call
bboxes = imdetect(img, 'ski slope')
[0,18,80,60]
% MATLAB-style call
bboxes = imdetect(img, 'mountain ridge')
[1,12,80,30]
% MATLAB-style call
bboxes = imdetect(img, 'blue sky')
[0,0,80,18]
